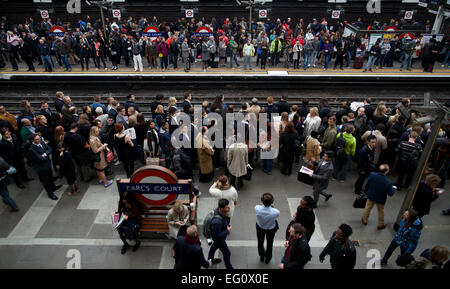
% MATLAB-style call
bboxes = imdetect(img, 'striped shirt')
[397,141,422,161]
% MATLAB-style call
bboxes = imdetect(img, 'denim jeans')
[346,50,353,68]
[61,54,71,70]
[324,54,331,69]
[263,159,273,173]
[208,239,233,269]
[0,185,19,211]
[310,51,318,66]
[365,55,377,69]
[400,54,413,70]
[230,53,240,68]
[381,240,407,263]
[41,55,54,71]
[303,53,310,69]
[444,50,450,67]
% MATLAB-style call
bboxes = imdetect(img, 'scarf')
[184,234,200,245]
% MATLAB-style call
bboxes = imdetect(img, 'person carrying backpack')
[396,131,423,191]
[332,125,356,182]
[205,198,233,269]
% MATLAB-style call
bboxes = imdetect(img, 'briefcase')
[353,193,367,209]
[297,171,314,186]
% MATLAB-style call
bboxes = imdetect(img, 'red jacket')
[157,41,169,56]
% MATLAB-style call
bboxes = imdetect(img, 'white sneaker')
[114,160,121,166]
[104,68,108,71]
[442,65,445,68]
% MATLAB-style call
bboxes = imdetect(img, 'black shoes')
[48,193,58,200]
[264,259,271,264]
[24,177,34,182]
[211,258,222,264]
[17,183,25,189]
[325,194,332,202]
[132,240,141,252]
[442,209,450,216]
[121,243,129,254]
[260,256,264,262]
[53,185,63,191]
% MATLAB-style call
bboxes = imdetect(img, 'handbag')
[106,149,114,163]
[353,193,367,208]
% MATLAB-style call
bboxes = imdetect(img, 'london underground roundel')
[195,26,213,40]
[130,166,179,206]
[144,26,162,42]
[50,26,66,39]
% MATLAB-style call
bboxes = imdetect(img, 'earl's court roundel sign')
[118,166,191,206]
[142,26,164,42]
[50,26,66,39]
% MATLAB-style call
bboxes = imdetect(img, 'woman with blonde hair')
[279,112,289,135]
[209,175,238,217]
[166,97,178,110]
[289,105,298,122]
[89,126,113,187]
[127,106,139,119]
[167,200,190,239]
[373,103,388,125]
[304,107,321,136]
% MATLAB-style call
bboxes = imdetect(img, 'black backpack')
[406,147,420,168]
[334,132,347,160]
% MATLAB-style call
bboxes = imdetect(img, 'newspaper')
[111,213,125,231]
[299,166,313,175]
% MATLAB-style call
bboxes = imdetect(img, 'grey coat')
[201,42,210,61]
[181,42,190,58]
[311,159,333,192]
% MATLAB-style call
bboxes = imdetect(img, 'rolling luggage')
[353,56,364,69]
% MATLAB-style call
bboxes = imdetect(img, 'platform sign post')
[40,10,49,19]
[259,9,267,19]
[404,11,414,20]
[185,9,194,18]
[112,9,121,19]
[331,10,341,19]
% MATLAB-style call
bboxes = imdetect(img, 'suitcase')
[353,56,364,69]
[210,61,219,68]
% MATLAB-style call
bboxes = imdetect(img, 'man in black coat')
[123,94,140,114]
[182,92,192,115]
[279,223,311,269]
[277,95,291,115]
[54,91,65,114]
[27,133,61,200]
[38,101,54,125]
[335,101,352,125]
[354,135,376,195]
[17,38,35,71]
[150,94,164,115]
[319,224,357,269]
[173,225,211,270]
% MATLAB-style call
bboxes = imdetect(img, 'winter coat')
[209,183,238,217]
[196,134,214,174]
[227,142,248,178]
[364,172,395,205]
[393,218,423,254]
[319,231,357,269]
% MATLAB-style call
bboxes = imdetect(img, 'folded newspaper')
[111,213,125,231]
[299,166,313,175]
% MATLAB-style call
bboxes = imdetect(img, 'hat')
[339,224,353,238]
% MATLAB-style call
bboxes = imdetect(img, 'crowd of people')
[0,14,449,72]
[0,89,449,269]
